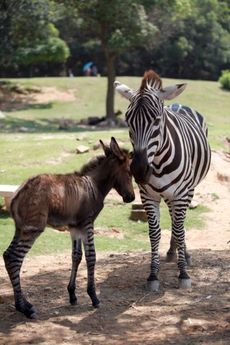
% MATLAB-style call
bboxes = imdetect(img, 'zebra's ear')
[100,140,111,157]
[114,81,134,101]
[157,84,187,100]
[110,137,124,161]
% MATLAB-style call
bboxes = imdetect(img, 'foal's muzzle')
[123,192,135,203]
[130,149,152,184]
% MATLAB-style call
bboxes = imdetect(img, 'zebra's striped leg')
[170,203,191,288]
[167,201,192,265]
[166,236,177,262]
[83,226,100,308]
[67,234,82,305]
[3,226,44,318]
[184,243,192,266]
[166,236,191,265]
[142,198,161,291]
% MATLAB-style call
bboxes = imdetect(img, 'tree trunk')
[105,54,116,123]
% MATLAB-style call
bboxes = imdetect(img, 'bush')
[219,70,230,90]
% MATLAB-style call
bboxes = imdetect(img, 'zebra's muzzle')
[130,150,152,185]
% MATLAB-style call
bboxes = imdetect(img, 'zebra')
[3,137,135,318]
[115,70,211,290]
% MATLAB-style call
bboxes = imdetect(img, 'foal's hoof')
[16,303,38,319]
[69,296,77,306]
[92,299,100,308]
[146,280,160,292]
[28,310,38,319]
[179,278,192,289]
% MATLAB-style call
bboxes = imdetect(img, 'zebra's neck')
[153,109,168,160]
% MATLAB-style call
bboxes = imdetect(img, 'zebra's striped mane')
[140,70,162,92]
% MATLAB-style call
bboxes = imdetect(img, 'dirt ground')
[0,151,229,345]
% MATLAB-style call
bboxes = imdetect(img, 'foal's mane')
[140,70,162,92]
[79,147,129,176]
[79,155,105,175]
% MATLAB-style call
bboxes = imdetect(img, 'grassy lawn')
[1,76,229,150]
[0,76,228,256]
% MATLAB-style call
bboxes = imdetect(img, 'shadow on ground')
[0,114,103,133]
[0,249,229,344]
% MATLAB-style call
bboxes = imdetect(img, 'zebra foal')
[3,137,135,318]
[115,70,211,290]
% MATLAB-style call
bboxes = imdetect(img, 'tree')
[144,0,230,79]
[76,0,156,122]
[0,0,69,76]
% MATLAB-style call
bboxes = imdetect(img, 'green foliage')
[219,70,230,90]
[77,0,157,55]
[16,36,70,65]
[146,0,230,79]
[0,0,69,72]
[1,0,229,81]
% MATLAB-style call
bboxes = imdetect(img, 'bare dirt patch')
[32,87,76,104]
[0,151,229,345]
[0,84,75,112]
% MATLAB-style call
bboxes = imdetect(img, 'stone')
[76,145,89,154]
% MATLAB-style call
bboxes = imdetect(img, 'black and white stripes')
[115,70,211,290]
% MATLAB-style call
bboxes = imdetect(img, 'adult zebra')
[115,70,211,290]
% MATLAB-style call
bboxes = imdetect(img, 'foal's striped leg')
[3,226,44,318]
[83,223,100,307]
[67,232,82,305]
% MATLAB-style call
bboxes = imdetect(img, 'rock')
[76,145,89,154]
[189,200,199,209]
[212,151,230,184]
[87,116,105,125]
[58,118,75,130]
[0,111,5,119]
[18,126,34,133]
[130,203,148,222]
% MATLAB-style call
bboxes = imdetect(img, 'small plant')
[219,70,230,90]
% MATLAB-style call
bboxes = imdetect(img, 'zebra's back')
[167,103,208,136]
[166,104,211,190]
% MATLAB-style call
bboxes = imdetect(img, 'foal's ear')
[99,140,111,156]
[110,137,124,161]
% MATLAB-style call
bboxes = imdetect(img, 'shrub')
[219,70,230,90]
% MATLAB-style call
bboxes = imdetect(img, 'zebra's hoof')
[179,278,192,289]
[146,280,160,292]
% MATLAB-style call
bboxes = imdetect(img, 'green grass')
[0,75,225,256]
[0,199,209,256]
[1,76,229,150]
